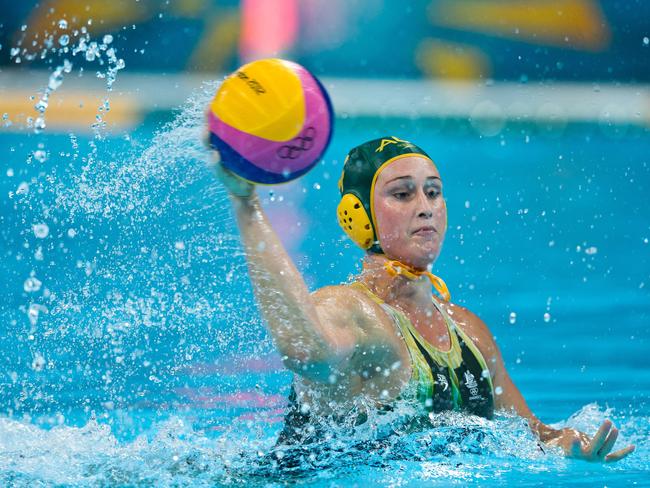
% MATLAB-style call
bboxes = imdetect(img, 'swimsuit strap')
[350,281,461,363]
[349,281,494,402]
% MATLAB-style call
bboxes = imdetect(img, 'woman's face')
[372,156,447,269]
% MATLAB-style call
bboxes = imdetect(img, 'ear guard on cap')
[336,194,375,250]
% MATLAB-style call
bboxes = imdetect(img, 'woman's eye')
[427,189,441,198]
[393,192,410,200]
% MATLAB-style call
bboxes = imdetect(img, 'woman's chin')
[382,240,441,268]
[389,251,439,270]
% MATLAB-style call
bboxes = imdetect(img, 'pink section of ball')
[209,64,331,175]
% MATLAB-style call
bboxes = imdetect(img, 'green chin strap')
[337,136,434,254]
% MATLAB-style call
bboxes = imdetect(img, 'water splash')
[10,22,126,135]
[7,77,268,433]
[1,402,644,486]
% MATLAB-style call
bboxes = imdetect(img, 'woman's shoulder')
[311,283,383,309]
[310,283,394,329]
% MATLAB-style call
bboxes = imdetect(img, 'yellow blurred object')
[430,0,610,51]
[0,91,140,131]
[416,39,490,79]
[210,59,305,142]
[187,12,240,72]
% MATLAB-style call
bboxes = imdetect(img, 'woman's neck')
[357,253,434,309]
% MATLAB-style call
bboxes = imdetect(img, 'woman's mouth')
[412,226,436,236]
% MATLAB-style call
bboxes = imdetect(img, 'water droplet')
[17,182,29,195]
[495,386,503,395]
[508,312,517,324]
[585,246,598,255]
[312,182,321,190]
[33,149,47,163]
[32,353,46,372]
[58,19,68,29]
[33,223,50,238]
[644,37,649,46]
[103,34,113,44]
[34,117,46,133]
[174,241,185,250]
[28,304,47,326]
[543,312,551,323]
[24,276,43,292]
[58,34,70,46]
[34,99,48,113]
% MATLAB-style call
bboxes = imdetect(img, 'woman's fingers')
[605,444,636,463]
[587,420,612,456]
[558,421,634,463]
[213,161,255,198]
[597,427,619,458]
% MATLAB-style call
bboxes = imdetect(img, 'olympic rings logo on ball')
[277,127,317,159]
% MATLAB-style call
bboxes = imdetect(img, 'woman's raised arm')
[211,156,359,382]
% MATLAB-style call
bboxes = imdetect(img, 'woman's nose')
[415,190,434,218]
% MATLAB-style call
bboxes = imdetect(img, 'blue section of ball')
[209,132,318,185]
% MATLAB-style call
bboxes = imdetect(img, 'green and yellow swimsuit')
[277,283,495,444]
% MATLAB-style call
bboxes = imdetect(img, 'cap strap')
[384,260,451,302]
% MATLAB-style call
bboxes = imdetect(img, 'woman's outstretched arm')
[451,304,635,462]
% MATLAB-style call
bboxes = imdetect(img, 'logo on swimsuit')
[463,371,483,401]
[436,374,449,392]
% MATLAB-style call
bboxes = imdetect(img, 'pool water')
[0,83,649,486]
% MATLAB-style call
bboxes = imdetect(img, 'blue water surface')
[0,85,649,486]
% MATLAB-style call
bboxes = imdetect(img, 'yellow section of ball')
[210,58,306,142]
[337,194,375,250]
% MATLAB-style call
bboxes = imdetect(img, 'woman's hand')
[546,420,635,462]
[203,131,255,199]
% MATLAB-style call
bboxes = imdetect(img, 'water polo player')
[207,135,634,463]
